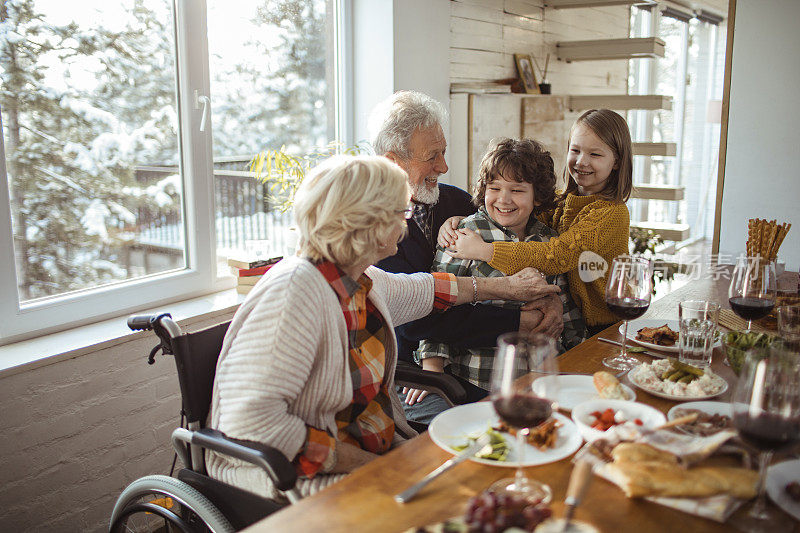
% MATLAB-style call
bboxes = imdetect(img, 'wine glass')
[489,332,558,500]
[728,256,777,331]
[603,255,653,371]
[731,344,800,531]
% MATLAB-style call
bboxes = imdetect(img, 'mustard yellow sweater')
[489,193,630,327]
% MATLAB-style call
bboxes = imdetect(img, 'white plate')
[427,402,583,467]
[767,459,800,522]
[532,374,635,411]
[571,399,666,442]
[627,364,729,402]
[667,401,733,436]
[620,319,721,354]
[667,401,732,420]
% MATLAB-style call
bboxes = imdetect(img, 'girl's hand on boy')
[447,228,493,262]
[437,216,465,248]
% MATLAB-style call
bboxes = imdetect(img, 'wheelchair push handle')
[128,313,171,331]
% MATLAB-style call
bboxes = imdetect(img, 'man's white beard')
[411,181,440,205]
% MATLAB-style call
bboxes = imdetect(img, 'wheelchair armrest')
[394,360,467,406]
[173,427,297,492]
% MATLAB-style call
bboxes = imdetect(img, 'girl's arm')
[448,203,629,276]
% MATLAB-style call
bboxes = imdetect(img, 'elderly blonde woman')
[206,155,558,499]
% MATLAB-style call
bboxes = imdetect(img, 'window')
[0,0,344,344]
[627,5,725,244]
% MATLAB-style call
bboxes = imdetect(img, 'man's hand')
[522,294,564,338]
[446,228,493,262]
[437,216,465,248]
[402,357,445,405]
[518,307,545,340]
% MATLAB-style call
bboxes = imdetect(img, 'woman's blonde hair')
[560,109,633,203]
[294,155,410,267]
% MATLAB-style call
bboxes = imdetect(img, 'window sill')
[0,288,246,378]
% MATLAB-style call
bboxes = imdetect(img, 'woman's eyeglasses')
[397,204,414,219]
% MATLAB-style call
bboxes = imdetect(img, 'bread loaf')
[593,371,629,400]
[601,462,758,499]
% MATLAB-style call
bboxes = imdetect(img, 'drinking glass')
[489,332,558,500]
[728,256,777,331]
[678,300,720,368]
[731,345,800,532]
[603,256,653,371]
[778,304,800,352]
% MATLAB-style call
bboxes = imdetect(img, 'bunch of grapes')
[464,490,551,532]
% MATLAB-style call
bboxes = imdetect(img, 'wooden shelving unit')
[568,94,672,111]
[630,222,691,242]
[631,184,684,201]
[557,37,665,62]
[544,0,656,8]
[632,142,677,156]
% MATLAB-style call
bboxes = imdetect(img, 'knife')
[597,337,663,358]
[394,433,491,504]
[561,459,593,532]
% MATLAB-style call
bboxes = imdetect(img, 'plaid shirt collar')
[477,207,549,241]
[314,261,372,303]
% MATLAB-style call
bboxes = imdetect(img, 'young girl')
[418,138,586,392]
[440,109,632,336]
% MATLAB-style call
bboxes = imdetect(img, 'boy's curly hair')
[472,138,557,214]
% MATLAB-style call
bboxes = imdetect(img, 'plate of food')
[766,459,800,522]
[627,359,728,401]
[532,372,635,411]
[620,319,721,354]
[667,401,733,436]
[427,402,582,467]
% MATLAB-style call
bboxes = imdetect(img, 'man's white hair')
[370,91,448,159]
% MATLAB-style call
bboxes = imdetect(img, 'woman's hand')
[402,357,445,405]
[437,216,465,248]
[446,228,493,262]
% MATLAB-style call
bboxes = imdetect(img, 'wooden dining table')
[245,271,799,533]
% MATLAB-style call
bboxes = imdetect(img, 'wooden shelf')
[630,222,691,241]
[632,142,677,156]
[544,0,656,8]
[568,94,672,111]
[631,184,684,201]
[557,37,665,62]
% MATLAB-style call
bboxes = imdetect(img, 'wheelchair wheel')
[109,474,234,533]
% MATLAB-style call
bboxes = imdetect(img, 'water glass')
[778,304,800,351]
[678,300,720,367]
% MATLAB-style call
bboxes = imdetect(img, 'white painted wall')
[718,0,800,270]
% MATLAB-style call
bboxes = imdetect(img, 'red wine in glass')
[602,256,652,371]
[734,412,800,453]
[493,394,552,429]
[728,297,775,322]
[606,297,650,321]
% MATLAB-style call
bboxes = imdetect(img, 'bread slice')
[611,442,678,465]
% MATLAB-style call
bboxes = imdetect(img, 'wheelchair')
[109,312,467,532]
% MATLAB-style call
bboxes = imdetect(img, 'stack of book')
[228,256,283,294]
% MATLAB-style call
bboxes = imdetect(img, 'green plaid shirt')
[416,208,587,390]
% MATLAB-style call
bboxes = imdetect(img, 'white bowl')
[571,399,666,442]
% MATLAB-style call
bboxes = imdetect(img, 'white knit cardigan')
[207,256,438,498]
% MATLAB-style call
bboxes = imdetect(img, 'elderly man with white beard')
[372,91,564,424]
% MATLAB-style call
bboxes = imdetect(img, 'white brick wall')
[0,312,234,532]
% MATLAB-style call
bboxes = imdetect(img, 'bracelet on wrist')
[471,276,478,305]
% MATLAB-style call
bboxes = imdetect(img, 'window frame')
[0,0,347,345]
